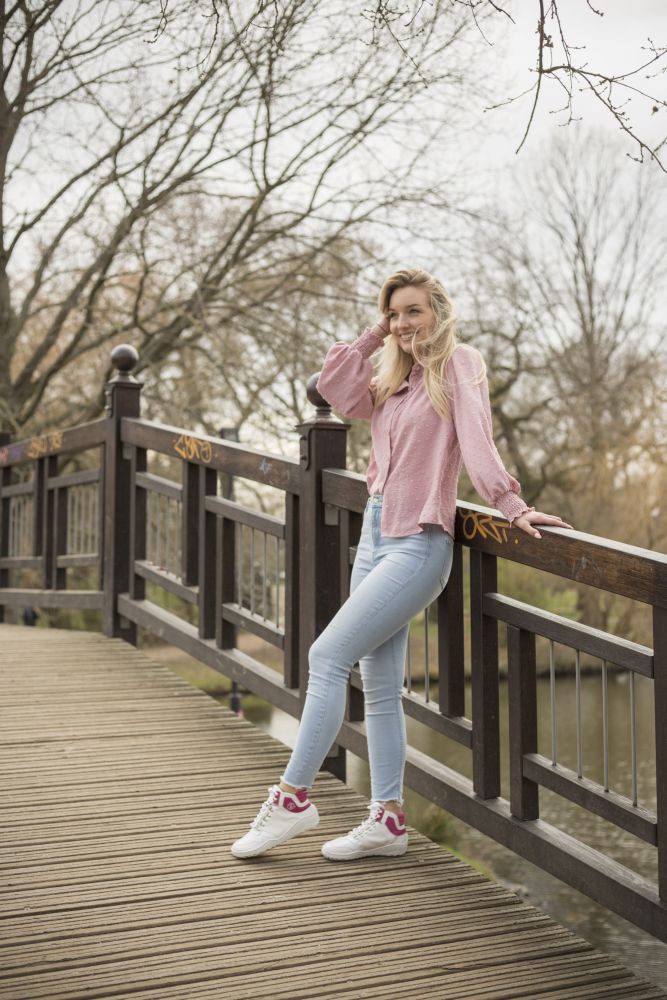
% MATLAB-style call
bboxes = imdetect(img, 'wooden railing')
[1,345,666,942]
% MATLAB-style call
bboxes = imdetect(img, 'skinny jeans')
[281,494,454,804]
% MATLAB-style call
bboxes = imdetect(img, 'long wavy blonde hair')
[372,268,485,421]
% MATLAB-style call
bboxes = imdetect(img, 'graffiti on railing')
[460,510,514,545]
[0,432,64,466]
[173,433,212,464]
[26,432,64,459]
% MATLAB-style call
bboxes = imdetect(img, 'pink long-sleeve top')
[316,327,533,539]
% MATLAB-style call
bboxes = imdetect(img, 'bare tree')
[363,1,667,169]
[457,132,667,633]
[0,0,478,436]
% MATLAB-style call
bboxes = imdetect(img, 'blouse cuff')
[353,327,386,360]
[495,490,534,525]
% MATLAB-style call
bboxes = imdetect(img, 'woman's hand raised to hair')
[513,509,573,540]
[371,315,391,339]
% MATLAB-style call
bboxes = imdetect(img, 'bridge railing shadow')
[1,345,666,942]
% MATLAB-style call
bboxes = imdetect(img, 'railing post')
[507,624,539,820]
[438,540,465,717]
[654,605,667,901]
[41,454,57,589]
[296,374,349,781]
[216,428,238,710]
[102,345,141,641]
[469,548,501,798]
[0,431,11,622]
[198,465,217,640]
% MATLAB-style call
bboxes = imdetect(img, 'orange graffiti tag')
[461,510,512,544]
[26,431,63,459]
[173,434,212,464]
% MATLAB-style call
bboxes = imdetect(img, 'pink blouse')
[316,327,533,538]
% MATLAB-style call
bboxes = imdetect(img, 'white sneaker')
[230,785,319,859]
[321,802,408,861]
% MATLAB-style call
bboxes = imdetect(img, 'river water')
[237,672,667,991]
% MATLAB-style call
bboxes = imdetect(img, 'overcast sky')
[476,0,666,169]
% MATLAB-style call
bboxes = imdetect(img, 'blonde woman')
[231,268,572,861]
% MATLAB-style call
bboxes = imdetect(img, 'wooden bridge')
[1,624,664,999]
[2,345,667,995]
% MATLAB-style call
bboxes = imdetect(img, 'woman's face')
[386,285,435,356]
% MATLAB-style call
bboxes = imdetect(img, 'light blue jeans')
[281,494,454,804]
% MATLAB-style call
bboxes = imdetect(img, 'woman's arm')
[316,323,387,420]
[449,345,574,538]
[449,344,534,526]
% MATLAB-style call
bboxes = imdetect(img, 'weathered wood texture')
[1,625,664,1000]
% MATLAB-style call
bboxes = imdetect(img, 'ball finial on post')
[306,372,333,419]
[110,344,139,375]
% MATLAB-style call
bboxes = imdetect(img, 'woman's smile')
[387,285,435,354]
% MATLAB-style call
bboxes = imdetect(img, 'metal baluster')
[80,486,85,553]
[165,498,170,573]
[167,497,172,573]
[160,495,165,568]
[171,499,177,575]
[262,531,268,620]
[70,488,76,554]
[602,659,609,792]
[238,523,243,606]
[78,487,83,554]
[156,494,162,568]
[28,496,33,555]
[80,486,86,553]
[66,491,71,555]
[85,485,91,552]
[89,485,94,552]
[549,639,557,765]
[8,499,14,555]
[275,536,280,628]
[173,497,178,575]
[250,527,255,615]
[424,606,430,703]
[176,499,182,577]
[82,486,87,553]
[68,488,74,555]
[166,499,171,574]
[172,498,177,575]
[147,494,152,562]
[630,670,638,807]
[92,487,98,552]
[83,486,88,552]
[75,486,80,553]
[154,494,160,566]
[575,648,583,779]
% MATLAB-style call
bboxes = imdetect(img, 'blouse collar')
[398,363,424,391]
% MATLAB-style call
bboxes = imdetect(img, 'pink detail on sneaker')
[282,797,312,813]
[384,813,407,836]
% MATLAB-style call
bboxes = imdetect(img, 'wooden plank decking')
[1,624,664,1000]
